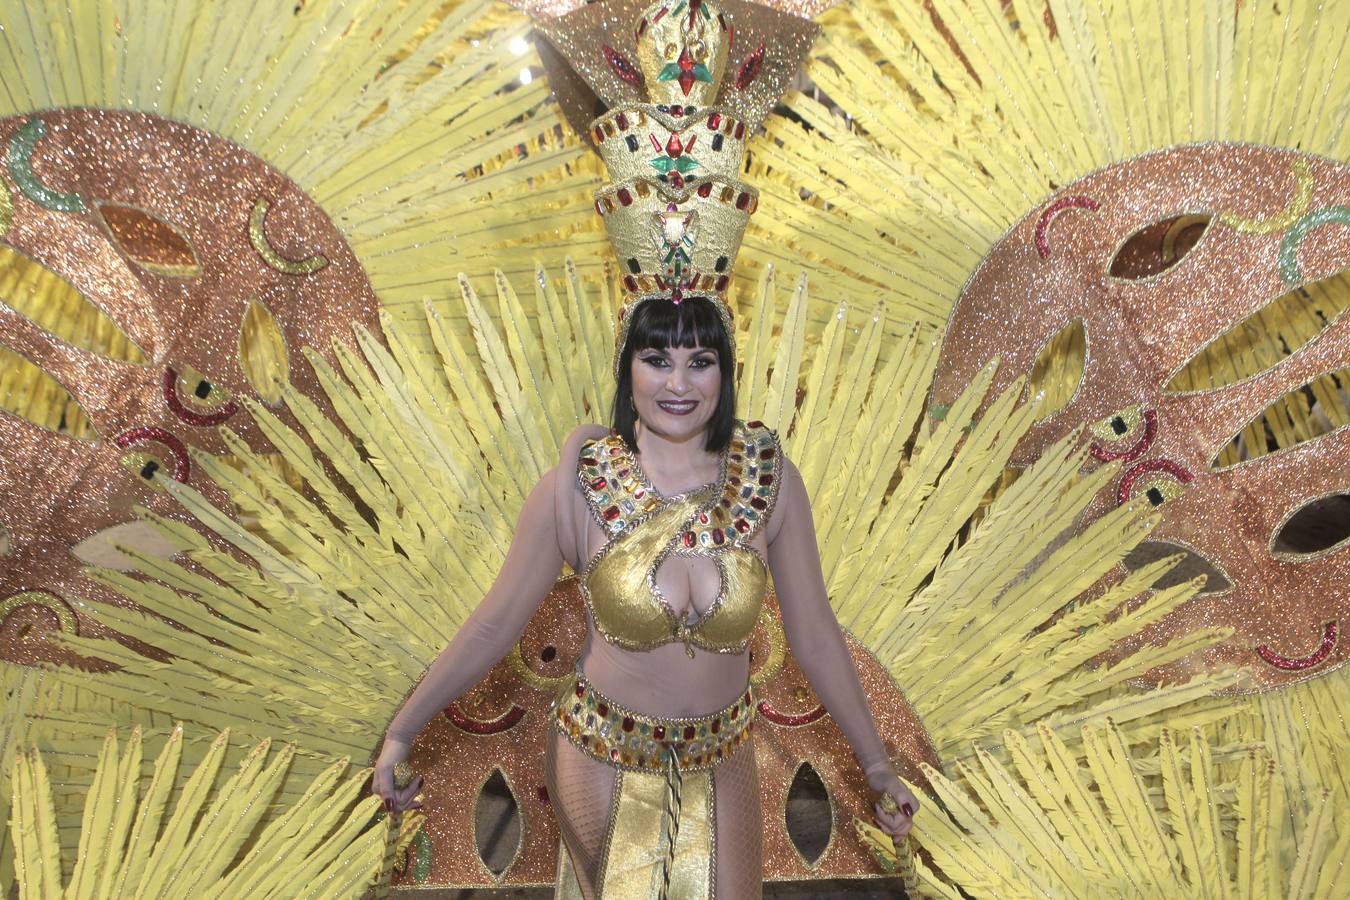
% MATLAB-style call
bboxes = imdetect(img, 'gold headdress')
[516,0,825,369]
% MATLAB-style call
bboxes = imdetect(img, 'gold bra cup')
[577,421,782,656]
[584,495,767,653]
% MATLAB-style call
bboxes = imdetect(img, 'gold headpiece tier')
[520,0,824,366]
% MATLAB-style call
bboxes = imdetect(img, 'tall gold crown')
[518,0,825,367]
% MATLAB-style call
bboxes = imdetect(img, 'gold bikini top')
[577,421,782,656]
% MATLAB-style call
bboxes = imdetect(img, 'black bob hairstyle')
[612,296,736,453]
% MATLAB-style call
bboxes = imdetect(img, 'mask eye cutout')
[96,203,201,279]
[239,298,290,406]
[1272,493,1350,559]
[473,768,522,879]
[1028,318,1086,422]
[1167,268,1350,394]
[1211,367,1349,470]
[1117,459,1193,507]
[1088,405,1157,463]
[785,760,832,868]
[0,343,98,440]
[1123,540,1232,594]
[164,365,237,426]
[1108,214,1211,280]
[0,246,146,364]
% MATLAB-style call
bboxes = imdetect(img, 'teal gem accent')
[8,118,86,213]
[650,157,675,174]
[658,62,713,84]
[640,723,650,735]
[648,154,701,174]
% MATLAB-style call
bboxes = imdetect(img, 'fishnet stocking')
[546,727,618,899]
[713,741,763,899]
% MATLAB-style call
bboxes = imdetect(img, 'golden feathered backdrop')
[0,0,1347,896]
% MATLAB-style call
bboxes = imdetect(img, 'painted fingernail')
[902,803,913,817]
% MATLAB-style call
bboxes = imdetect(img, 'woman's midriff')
[577,625,752,717]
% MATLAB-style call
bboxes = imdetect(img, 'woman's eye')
[641,356,668,367]
[692,358,714,368]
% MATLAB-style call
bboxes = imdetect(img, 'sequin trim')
[1089,408,1157,462]
[1117,457,1192,506]
[7,117,86,213]
[0,171,12,237]
[1255,621,1338,671]
[756,701,827,727]
[0,590,78,634]
[551,673,755,773]
[1035,195,1100,259]
[248,198,329,275]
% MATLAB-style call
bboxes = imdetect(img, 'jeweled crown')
[520,0,824,367]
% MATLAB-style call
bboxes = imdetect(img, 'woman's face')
[630,344,720,442]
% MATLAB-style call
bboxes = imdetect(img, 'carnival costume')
[378,1,920,895]
[5,0,1350,897]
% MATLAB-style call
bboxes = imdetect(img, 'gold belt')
[551,673,755,773]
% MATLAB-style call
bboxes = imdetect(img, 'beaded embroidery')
[552,673,755,772]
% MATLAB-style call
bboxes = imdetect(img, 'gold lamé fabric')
[0,109,379,668]
[576,422,779,655]
[930,144,1350,689]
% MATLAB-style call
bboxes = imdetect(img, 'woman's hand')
[372,737,424,814]
[869,771,919,844]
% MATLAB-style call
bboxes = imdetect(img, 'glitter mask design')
[0,109,379,667]
[931,144,1350,689]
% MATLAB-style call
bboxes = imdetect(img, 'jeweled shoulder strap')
[679,420,780,549]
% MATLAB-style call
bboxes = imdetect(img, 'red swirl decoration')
[162,368,239,426]
[756,700,827,727]
[1035,196,1101,259]
[1089,409,1158,463]
[1116,458,1193,505]
[1255,621,1338,671]
[113,426,190,482]
[444,702,527,735]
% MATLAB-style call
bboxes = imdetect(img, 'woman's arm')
[766,456,918,839]
[373,465,568,810]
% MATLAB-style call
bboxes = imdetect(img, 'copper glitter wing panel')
[930,144,1350,689]
[0,109,380,668]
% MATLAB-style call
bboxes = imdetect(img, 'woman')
[373,295,918,898]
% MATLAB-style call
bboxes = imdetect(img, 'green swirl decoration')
[7,118,86,213]
[1279,205,1350,284]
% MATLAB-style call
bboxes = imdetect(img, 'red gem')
[730,705,738,717]
[593,125,605,143]
[674,49,698,95]
[748,420,763,428]
[751,497,767,509]
[604,506,621,520]
[683,726,696,740]
[670,173,684,190]
[744,692,752,704]
[590,477,608,490]
[759,474,773,485]
[597,703,608,716]
[638,756,646,766]
[581,456,598,466]
[623,717,635,731]
[697,182,713,198]
[603,44,642,87]
[624,275,639,292]
[734,122,746,139]
[653,7,667,22]
[761,447,775,458]
[736,44,765,90]
[576,684,586,698]
[653,725,666,740]
[712,529,724,545]
[735,519,750,532]
[618,187,633,206]
[711,719,721,733]
[616,112,629,130]
[671,104,684,116]
[610,748,620,760]
[735,192,749,210]
[715,275,729,291]
[667,134,684,158]
[707,113,721,130]
[683,531,696,548]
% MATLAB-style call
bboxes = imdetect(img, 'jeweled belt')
[551,673,755,773]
